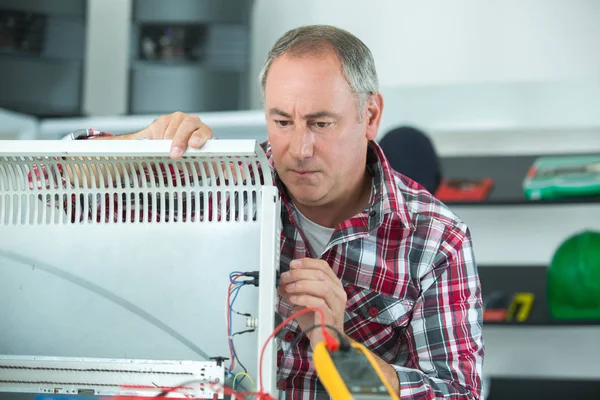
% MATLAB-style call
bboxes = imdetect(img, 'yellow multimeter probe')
[313,341,399,400]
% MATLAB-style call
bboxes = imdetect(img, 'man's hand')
[136,111,213,159]
[279,258,348,348]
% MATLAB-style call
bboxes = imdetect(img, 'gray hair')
[258,25,379,121]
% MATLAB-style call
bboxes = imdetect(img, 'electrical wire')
[226,279,242,374]
[154,378,252,400]
[229,271,245,284]
[226,272,255,384]
[232,329,255,337]
[230,335,249,387]
[159,308,337,400]
[232,372,255,391]
[258,307,335,392]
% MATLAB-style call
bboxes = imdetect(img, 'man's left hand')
[278,258,348,347]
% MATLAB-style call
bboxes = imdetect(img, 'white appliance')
[0,139,280,397]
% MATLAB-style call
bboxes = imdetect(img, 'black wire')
[229,338,248,387]
[232,329,255,337]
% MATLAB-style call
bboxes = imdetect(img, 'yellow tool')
[505,292,535,322]
[313,340,399,400]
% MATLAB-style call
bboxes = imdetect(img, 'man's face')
[264,50,377,208]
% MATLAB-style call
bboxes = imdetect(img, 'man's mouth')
[290,169,317,176]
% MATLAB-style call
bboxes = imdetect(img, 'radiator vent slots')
[0,151,270,225]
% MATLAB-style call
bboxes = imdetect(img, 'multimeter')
[313,341,399,400]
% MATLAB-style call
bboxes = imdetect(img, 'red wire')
[157,306,331,400]
[154,295,324,400]
[258,306,333,392]
[154,381,261,400]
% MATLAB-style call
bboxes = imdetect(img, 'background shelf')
[440,154,600,206]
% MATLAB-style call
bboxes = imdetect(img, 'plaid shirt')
[52,129,483,400]
[269,142,483,400]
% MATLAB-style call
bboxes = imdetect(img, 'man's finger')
[146,116,168,140]
[288,294,333,315]
[164,112,185,139]
[284,279,341,311]
[280,268,327,285]
[187,123,212,149]
[173,114,205,149]
[167,114,197,159]
[285,275,347,309]
[290,258,340,283]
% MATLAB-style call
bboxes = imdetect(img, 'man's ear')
[365,92,384,141]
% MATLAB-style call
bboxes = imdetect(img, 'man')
[71,25,484,399]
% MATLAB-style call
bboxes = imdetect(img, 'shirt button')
[284,331,296,342]
[368,306,379,317]
[277,379,288,390]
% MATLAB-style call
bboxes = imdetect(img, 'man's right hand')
[135,111,213,159]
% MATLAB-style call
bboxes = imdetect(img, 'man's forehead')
[265,52,345,87]
[263,53,356,117]
[268,107,342,120]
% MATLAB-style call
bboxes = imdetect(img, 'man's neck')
[292,169,373,229]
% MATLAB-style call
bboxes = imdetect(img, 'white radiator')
[0,139,281,396]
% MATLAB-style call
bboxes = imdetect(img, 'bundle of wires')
[227,271,255,389]
[158,306,340,400]
[226,271,342,396]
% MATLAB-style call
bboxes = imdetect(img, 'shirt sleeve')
[30,129,113,190]
[393,222,484,399]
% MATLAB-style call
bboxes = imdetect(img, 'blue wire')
[230,284,242,309]
[229,271,245,284]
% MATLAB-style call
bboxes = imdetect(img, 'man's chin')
[280,174,329,203]
[286,187,327,207]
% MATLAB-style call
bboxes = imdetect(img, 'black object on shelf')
[440,154,600,206]
[479,265,600,326]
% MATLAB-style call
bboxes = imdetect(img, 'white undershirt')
[293,206,335,258]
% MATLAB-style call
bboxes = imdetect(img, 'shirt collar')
[365,140,414,231]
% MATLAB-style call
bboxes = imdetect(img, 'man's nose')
[289,127,314,160]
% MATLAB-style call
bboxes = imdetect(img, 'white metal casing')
[0,139,280,397]
[0,355,222,397]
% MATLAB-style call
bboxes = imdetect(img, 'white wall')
[250,0,600,107]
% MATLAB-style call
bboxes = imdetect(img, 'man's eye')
[314,122,331,129]
[275,120,291,127]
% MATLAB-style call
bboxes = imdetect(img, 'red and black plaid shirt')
[267,142,483,400]
[49,129,484,399]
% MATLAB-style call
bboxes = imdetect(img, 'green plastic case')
[523,155,600,200]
